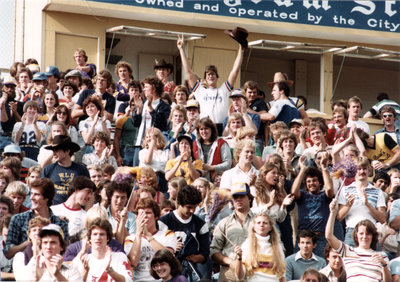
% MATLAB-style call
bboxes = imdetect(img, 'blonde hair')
[193,177,212,207]
[85,205,108,227]
[5,181,27,198]
[244,213,285,277]
[142,127,166,150]
[227,113,245,136]
[388,168,400,177]
[233,139,255,162]
[235,127,257,142]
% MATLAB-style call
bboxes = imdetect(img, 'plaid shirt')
[4,209,69,258]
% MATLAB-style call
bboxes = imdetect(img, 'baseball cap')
[288,119,303,127]
[45,66,60,77]
[229,89,246,99]
[2,76,17,86]
[3,144,21,154]
[185,99,200,109]
[39,224,65,240]
[231,182,250,196]
[32,72,48,81]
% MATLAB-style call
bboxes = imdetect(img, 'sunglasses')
[383,114,394,118]
[56,111,68,115]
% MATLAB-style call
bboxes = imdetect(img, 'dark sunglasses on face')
[56,111,68,115]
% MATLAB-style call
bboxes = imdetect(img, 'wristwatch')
[107,266,115,274]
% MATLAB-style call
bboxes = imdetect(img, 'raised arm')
[291,156,306,199]
[320,152,334,198]
[325,198,342,250]
[227,45,244,87]
[177,35,199,89]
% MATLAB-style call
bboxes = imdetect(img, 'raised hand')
[177,34,185,50]
[329,198,338,213]
[47,254,63,276]
[282,194,295,207]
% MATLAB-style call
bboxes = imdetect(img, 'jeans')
[123,146,140,167]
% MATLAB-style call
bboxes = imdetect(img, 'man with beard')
[0,76,24,148]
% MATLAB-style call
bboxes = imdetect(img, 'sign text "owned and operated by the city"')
[90,0,400,33]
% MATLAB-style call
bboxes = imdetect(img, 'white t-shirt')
[347,119,370,134]
[220,164,259,191]
[124,229,177,281]
[73,251,133,282]
[78,117,111,137]
[193,80,232,124]
[138,148,170,172]
[50,203,87,236]
[12,122,46,145]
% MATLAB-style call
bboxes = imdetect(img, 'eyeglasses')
[383,114,394,118]
[56,111,68,115]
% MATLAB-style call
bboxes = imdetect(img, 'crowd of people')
[1,28,400,282]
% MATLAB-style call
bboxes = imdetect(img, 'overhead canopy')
[106,25,206,41]
[249,39,400,63]
[334,46,400,63]
[248,39,345,54]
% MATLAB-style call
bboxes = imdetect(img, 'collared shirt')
[219,164,258,191]
[320,264,342,282]
[107,207,137,235]
[210,210,254,259]
[4,209,69,257]
[285,251,326,281]
[294,251,320,262]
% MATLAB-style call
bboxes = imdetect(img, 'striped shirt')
[335,241,388,282]
[369,99,400,118]
[337,183,386,228]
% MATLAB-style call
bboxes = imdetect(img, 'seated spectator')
[42,135,90,205]
[234,213,286,282]
[262,121,288,160]
[167,177,187,208]
[222,112,246,150]
[139,127,170,193]
[38,121,70,168]
[12,216,50,273]
[50,176,96,238]
[59,81,79,108]
[160,200,176,217]
[235,127,263,169]
[0,197,13,219]
[220,139,258,191]
[164,105,191,149]
[150,249,188,282]
[285,230,326,281]
[114,61,133,102]
[184,99,201,137]
[4,181,29,214]
[78,95,111,154]
[159,185,210,280]
[210,182,254,281]
[193,178,212,227]
[165,134,202,185]
[88,165,104,187]
[278,131,301,181]
[38,92,59,124]
[193,117,232,181]
[327,199,390,282]
[48,105,79,143]
[319,244,346,282]
[106,182,136,243]
[4,178,69,260]
[23,224,82,281]
[2,143,38,183]
[0,171,9,195]
[302,268,327,282]
[63,205,124,262]
[173,85,189,107]
[12,100,46,161]
[125,198,177,281]
[252,163,294,223]
[94,179,111,209]
[72,218,132,281]
[82,132,117,169]
[302,120,332,162]
[0,215,13,280]
[102,164,115,180]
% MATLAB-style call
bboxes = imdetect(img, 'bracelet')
[148,236,154,242]
[107,266,114,274]
[382,263,388,267]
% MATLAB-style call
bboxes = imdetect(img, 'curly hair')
[255,163,286,206]
[82,95,104,116]
[91,131,111,146]
[177,185,202,206]
[87,218,113,244]
[142,76,164,97]
[115,61,133,77]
